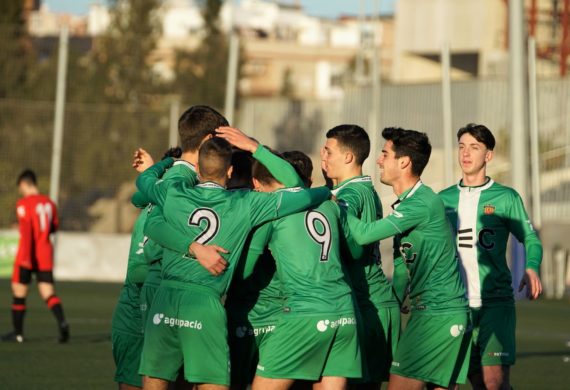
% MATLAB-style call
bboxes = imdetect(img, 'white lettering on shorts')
[316,317,356,332]
[253,325,275,337]
[488,352,510,357]
[450,324,465,338]
[152,313,203,330]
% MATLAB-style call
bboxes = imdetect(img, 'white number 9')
[305,211,332,262]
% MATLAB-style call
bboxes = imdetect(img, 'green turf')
[0,279,568,389]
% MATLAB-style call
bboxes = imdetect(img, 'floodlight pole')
[50,26,69,205]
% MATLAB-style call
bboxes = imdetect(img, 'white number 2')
[305,211,332,262]
[36,203,53,232]
[188,208,219,244]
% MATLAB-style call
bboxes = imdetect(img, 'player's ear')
[252,178,262,191]
[227,165,234,179]
[400,156,411,171]
[344,151,354,165]
[485,150,493,163]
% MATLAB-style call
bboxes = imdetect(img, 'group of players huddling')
[109,105,543,390]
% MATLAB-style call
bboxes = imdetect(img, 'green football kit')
[439,178,543,371]
[136,157,331,385]
[137,160,198,326]
[333,176,401,382]
[248,199,361,381]
[111,208,150,387]
[344,181,470,387]
[112,160,198,387]
[224,146,305,387]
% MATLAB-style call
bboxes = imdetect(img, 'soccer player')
[218,127,361,390]
[132,105,230,330]
[224,148,313,390]
[112,147,193,390]
[342,128,470,390]
[2,170,69,343]
[439,124,543,390]
[224,148,306,390]
[137,137,331,390]
[321,124,403,388]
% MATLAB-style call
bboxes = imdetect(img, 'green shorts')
[390,311,471,387]
[469,304,516,372]
[139,281,229,385]
[228,315,277,387]
[111,329,144,387]
[140,281,160,329]
[355,304,401,383]
[256,313,361,381]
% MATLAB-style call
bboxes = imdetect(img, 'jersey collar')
[331,175,372,195]
[197,181,225,190]
[392,180,422,209]
[173,160,196,172]
[457,177,494,193]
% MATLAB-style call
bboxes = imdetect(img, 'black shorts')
[12,266,54,284]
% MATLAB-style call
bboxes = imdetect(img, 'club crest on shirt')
[483,204,495,215]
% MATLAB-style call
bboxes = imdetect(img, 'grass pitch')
[0,279,568,389]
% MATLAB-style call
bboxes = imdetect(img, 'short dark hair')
[162,146,183,160]
[178,105,229,152]
[198,138,233,180]
[382,127,431,177]
[457,123,496,150]
[283,150,313,188]
[227,149,253,190]
[17,169,37,186]
[252,146,282,185]
[326,124,370,166]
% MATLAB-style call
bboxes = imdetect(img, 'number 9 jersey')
[15,194,59,271]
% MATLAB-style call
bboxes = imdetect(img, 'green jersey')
[345,181,467,314]
[138,158,331,296]
[247,199,355,316]
[225,248,285,324]
[439,179,543,307]
[125,209,150,285]
[225,147,309,325]
[333,176,399,309]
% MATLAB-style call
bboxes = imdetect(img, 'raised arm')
[216,126,304,188]
[135,157,174,207]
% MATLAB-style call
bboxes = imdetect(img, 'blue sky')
[44,0,396,18]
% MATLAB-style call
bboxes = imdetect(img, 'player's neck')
[200,177,227,188]
[392,176,420,198]
[181,151,198,167]
[23,188,39,197]
[336,166,363,184]
[461,170,487,187]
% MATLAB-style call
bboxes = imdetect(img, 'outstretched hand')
[132,148,154,173]
[518,268,542,300]
[190,242,229,276]
[216,127,259,153]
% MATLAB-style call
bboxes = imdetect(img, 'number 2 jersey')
[140,158,331,297]
[439,178,543,307]
[15,194,59,269]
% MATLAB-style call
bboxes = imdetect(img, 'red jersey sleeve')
[15,199,33,267]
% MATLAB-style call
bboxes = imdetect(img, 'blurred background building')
[0,0,569,296]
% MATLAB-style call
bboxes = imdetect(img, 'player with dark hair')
[322,124,404,388]
[136,137,331,390]
[342,127,470,390]
[217,127,361,390]
[2,170,68,343]
[439,123,543,390]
